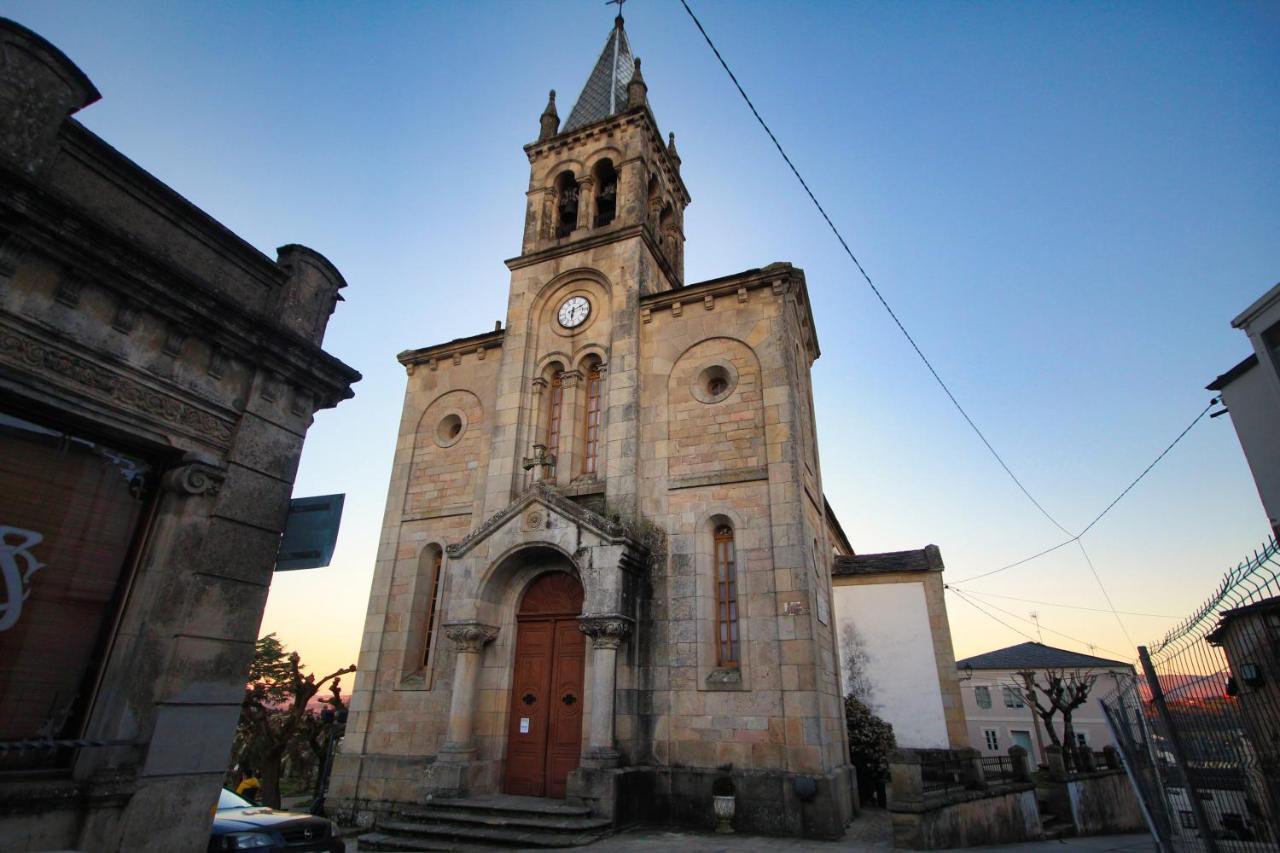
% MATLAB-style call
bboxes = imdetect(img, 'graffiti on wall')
[0,525,45,631]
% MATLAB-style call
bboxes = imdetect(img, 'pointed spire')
[539,89,560,141]
[626,56,647,109]
[667,132,681,169]
[563,16,636,132]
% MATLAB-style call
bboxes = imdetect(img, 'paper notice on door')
[519,717,530,734]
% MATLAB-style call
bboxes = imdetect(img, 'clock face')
[557,296,591,329]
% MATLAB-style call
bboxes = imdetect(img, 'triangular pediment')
[446,483,635,559]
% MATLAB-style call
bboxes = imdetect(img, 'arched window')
[593,160,617,227]
[420,546,445,667]
[555,171,579,238]
[582,362,603,476]
[713,523,739,667]
[547,369,564,459]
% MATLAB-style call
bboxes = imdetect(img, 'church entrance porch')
[503,572,586,798]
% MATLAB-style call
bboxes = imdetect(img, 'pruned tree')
[1015,667,1098,751]
[233,633,355,808]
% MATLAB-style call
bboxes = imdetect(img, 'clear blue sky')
[10,1,1277,675]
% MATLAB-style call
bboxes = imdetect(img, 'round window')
[692,363,738,404]
[435,413,465,447]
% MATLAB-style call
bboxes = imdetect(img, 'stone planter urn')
[713,794,736,833]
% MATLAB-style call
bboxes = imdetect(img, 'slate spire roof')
[563,15,636,133]
[954,641,1132,671]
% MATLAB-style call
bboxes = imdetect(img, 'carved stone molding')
[0,323,235,446]
[579,614,633,650]
[161,452,227,498]
[444,622,499,653]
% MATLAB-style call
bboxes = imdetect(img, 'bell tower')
[517,14,690,288]
[485,14,691,519]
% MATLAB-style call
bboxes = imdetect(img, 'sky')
[9,1,1277,680]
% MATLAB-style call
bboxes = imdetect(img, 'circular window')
[692,362,738,404]
[435,413,465,447]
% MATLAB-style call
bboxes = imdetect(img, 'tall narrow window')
[714,524,739,667]
[583,364,603,476]
[593,159,617,227]
[421,548,444,667]
[546,370,564,459]
[555,171,578,238]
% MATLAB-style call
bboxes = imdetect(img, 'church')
[330,12,965,842]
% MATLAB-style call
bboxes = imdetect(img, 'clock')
[557,295,591,329]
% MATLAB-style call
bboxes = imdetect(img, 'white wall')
[833,581,950,748]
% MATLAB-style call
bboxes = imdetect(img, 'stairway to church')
[357,794,614,850]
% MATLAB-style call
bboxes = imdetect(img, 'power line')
[677,0,1214,644]
[677,0,1071,538]
[949,588,1039,645]
[949,587,1133,661]
[948,588,1176,618]
[950,398,1218,584]
[1077,539,1136,649]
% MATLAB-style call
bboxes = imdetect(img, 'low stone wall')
[1039,747,1145,836]
[889,747,1043,849]
[594,764,856,839]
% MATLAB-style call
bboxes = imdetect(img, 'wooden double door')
[502,572,585,799]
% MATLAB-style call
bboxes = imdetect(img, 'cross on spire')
[607,0,625,25]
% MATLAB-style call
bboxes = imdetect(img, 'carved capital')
[161,452,227,497]
[559,369,583,389]
[444,622,499,653]
[579,614,632,650]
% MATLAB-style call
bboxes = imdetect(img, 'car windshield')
[218,788,252,810]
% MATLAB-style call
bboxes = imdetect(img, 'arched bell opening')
[554,171,579,238]
[592,159,617,228]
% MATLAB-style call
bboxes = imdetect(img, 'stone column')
[578,614,632,769]
[437,621,498,762]
[577,176,595,231]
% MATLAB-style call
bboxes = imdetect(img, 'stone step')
[392,808,612,834]
[371,818,607,848]
[421,795,594,819]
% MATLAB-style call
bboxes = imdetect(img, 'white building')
[1208,281,1280,540]
[954,642,1136,765]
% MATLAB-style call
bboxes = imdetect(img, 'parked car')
[210,788,344,852]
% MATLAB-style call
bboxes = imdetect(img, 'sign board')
[275,494,345,571]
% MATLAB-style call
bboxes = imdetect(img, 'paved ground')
[583,827,1155,852]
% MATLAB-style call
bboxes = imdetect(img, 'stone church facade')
[332,16,958,838]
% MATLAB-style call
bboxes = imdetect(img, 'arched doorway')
[502,571,585,798]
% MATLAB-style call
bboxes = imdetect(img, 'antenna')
[1029,611,1043,643]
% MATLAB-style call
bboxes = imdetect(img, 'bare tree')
[1015,668,1098,750]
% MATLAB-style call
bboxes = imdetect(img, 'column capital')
[444,621,499,653]
[579,614,632,650]
[559,368,583,389]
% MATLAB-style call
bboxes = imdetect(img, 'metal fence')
[1101,537,1280,852]
[921,754,972,795]
[980,754,1016,784]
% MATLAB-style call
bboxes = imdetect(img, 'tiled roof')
[563,17,635,132]
[832,545,944,576]
[955,642,1132,671]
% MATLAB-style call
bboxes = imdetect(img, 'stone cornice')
[503,222,681,288]
[641,262,821,360]
[397,329,505,368]
[0,167,360,408]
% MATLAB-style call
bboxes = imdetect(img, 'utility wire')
[951,398,1218,584]
[677,0,1215,643]
[949,587,1133,661]
[1077,539,1136,649]
[949,589,1039,645]
[948,588,1175,618]
[678,0,1071,538]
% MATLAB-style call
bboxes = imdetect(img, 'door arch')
[502,571,585,798]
